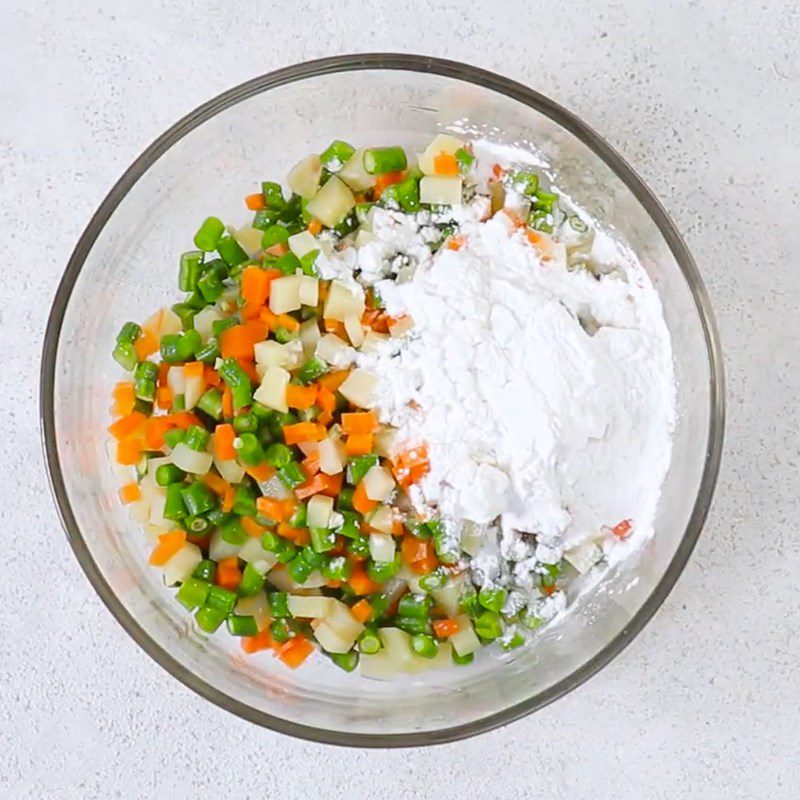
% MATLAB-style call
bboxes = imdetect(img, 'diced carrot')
[317,369,351,392]
[214,423,236,460]
[157,362,170,387]
[307,218,322,236]
[348,564,381,596]
[392,444,430,488]
[316,386,336,414]
[401,534,429,565]
[143,417,172,450]
[542,583,557,597]
[241,266,270,306]
[108,411,146,441]
[241,517,266,538]
[433,152,459,176]
[164,411,202,429]
[111,382,136,417]
[156,385,173,410]
[204,365,221,387]
[215,556,242,590]
[259,307,279,329]
[219,385,233,419]
[317,410,333,426]
[611,519,633,539]
[319,472,343,498]
[245,462,276,482]
[446,235,466,251]
[241,628,276,654]
[116,436,143,465]
[221,486,235,513]
[283,422,326,445]
[149,530,186,566]
[186,532,211,548]
[257,496,292,522]
[350,599,373,624]
[492,163,506,179]
[118,482,141,505]
[286,384,318,409]
[341,411,378,435]
[219,323,267,359]
[277,635,314,668]
[294,473,328,500]
[373,170,405,198]
[432,619,459,638]
[134,328,159,360]
[361,308,390,333]
[245,192,266,211]
[183,362,204,382]
[275,313,300,332]
[203,472,231,496]
[411,554,438,575]
[277,522,310,546]
[329,537,347,557]
[236,358,260,384]
[345,433,373,456]
[326,579,342,588]
[301,451,321,477]
[265,242,289,257]
[352,480,377,514]
[240,301,262,322]
[322,318,347,337]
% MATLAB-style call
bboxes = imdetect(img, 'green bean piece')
[176,577,211,610]
[329,650,360,672]
[192,559,217,583]
[474,610,503,641]
[451,649,474,666]
[261,181,286,210]
[275,252,302,275]
[288,554,313,584]
[227,614,259,637]
[194,217,225,252]
[216,235,248,268]
[363,146,408,175]
[346,454,379,485]
[196,388,223,420]
[278,461,306,489]
[268,591,290,618]
[320,140,355,171]
[411,633,439,659]
[232,484,257,517]
[395,615,432,636]
[296,357,327,385]
[366,554,402,583]
[398,593,431,619]
[206,585,238,615]
[154,463,185,486]
[309,527,336,554]
[269,618,292,643]
[219,515,247,545]
[358,627,382,654]
[163,428,185,449]
[321,556,352,581]
[238,562,267,597]
[180,481,217,517]
[195,605,226,633]
[178,250,204,292]
[455,147,475,172]
[478,585,508,614]
[163,483,188,521]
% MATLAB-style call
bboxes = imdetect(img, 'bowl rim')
[40,52,725,748]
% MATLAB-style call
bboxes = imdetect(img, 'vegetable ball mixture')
[108,134,675,678]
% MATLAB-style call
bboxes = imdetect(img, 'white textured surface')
[2,1,799,797]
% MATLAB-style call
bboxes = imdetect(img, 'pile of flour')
[356,204,675,571]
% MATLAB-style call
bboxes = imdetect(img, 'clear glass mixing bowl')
[41,54,724,746]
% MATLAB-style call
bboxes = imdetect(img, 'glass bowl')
[41,54,724,746]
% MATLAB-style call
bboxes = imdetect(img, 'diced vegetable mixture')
[108,135,580,678]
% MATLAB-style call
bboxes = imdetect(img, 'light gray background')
[2,1,798,797]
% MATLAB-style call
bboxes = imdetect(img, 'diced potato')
[449,614,481,657]
[420,175,463,205]
[359,330,390,354]
[315,333,355,367]
[460,521,486,557]
[233,225,264,257]
[307,494,333,529]
[162,543,202,586]
[338,368,377,408]
[344,314,365,347]
[378,627,416,671]
[287,595,335,618]
[431,574,466,617]
[407,641,452,673]
[325,599,364,642]
[254,339,304,371]
[298,275,319,306]
[355,229,376,248]
[313,621,353,654]
[235,594,270,631]
[323,279,365,322]
[167,365,185,396]
[372,426,398,459]
[193,307,222,340]
[288,230,318,259]
[213,456,245,485]
[416,151,436,176]
[360,650,398,681]
[184,373,204,410]
[306,175,355,228]
[238,537,277,567]
[287,153,322,199]
[269,275,301,314]
[565,540,602,574]
[317,438,343,475]
[253,366,290,412]
[363,465,395,502]
[267,567,327,592]
[388,315,414,338]
[368,505,394,534]
[299,318,321,358]
[209,530,242,561]
[424,133,465,157]
[338,148,376,192]
[170,442,213,475]
[143,306,181,339]
[368,532,395,563]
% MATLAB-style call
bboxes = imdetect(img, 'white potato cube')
[368,505,394,534]
[338,148,376,192]
[431,574,466,617]
[325,599,364,643]
[313,621,353,654]
[288,230,319,259]
[287,595,335,618]
[317,438,344,475]
[368,532,395,563]
[287,154,322,199]
[315,333,355,367]
[306,175,355,227]
[372,426,398,459]
[360,650,398,681]
[388,315,414,338]
[253,366,290,412]
[420,175,463,206]
[378,627,416,671]
[359,330,390,354]
[235,594,270,631]
[184,373,204,411]
[268,275,301,314]
[209,530,242,561]
[306,494,333,529]
[344,314,365,347]
[363,465,395,502]
[299,319,321,357]
[169,442,213,475]
[298,275,319,306]
[238,537,277,568]
[193,307,222,341]
[338,368,377,408]
[424,133,465,157]
[233,225,264,257]
[143,306,181,339]
[449,615,481,657]
[323,279,365,322]
[355,229,376,248]
[167,365,186,396]
[162,543,202,586]
[565,540,602,574]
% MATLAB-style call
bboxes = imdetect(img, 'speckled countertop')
[3,1,799,797]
